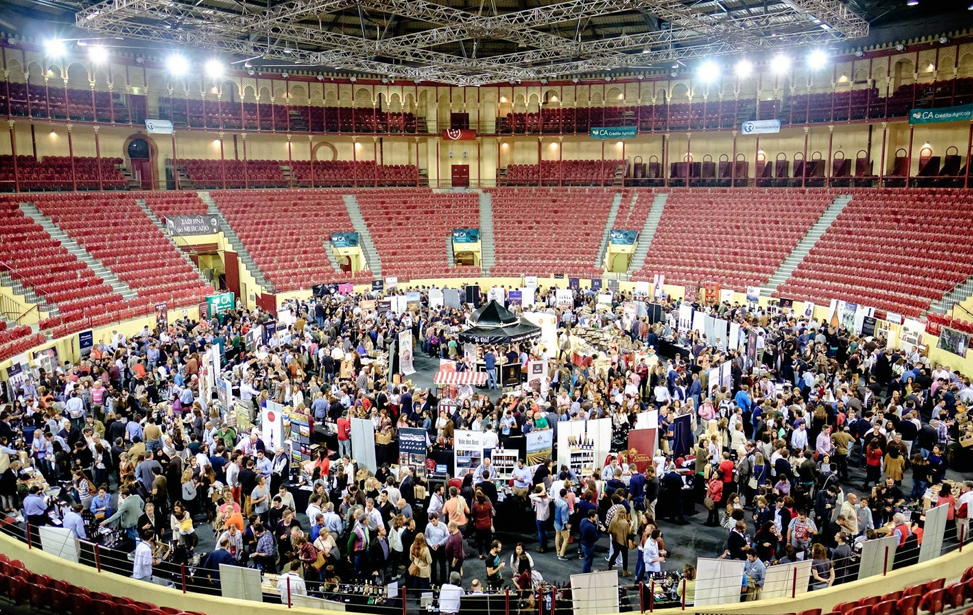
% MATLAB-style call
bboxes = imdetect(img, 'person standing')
[484,348,498,390]
[553,489,571,561]
[743,548,766,601]
[529,485,551,553]
[439,572,465,615]
[425,512,449,586]
[607,508,632,577]
[132,530,157,581]
[445,520,466,575]
[486,540,505,590]
[579,509,602,573]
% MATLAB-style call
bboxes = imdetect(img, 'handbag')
[312,550,327,570]
[703,497,715,511]
[409,562,420,576]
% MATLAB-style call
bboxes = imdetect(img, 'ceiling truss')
[76,0,869,86]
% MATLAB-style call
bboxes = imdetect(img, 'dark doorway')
[128,137,154,190]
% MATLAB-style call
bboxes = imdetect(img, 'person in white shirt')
[957,481,973,543]
[438,572,465,615]
[276,569,307,603]
[132,531,156,581]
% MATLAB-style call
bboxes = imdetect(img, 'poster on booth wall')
[591,279,603,292]
[371,279,384,294]
[464,343,478,366]
[385,277,398,290]
[216,378,233,415]
[488,287,505,306]
[443,288,461,308]
[206,293,235,319]
[338,283,355,296]
[746,286,761,302]
[155,302,168,330]
[524,276,538,288]
[526,359,549,396]
[861,316,877,338]
[568,278,580,291]
[398,427,429,477]
[199,346,220,405]
[429,288,444,310]
[454,430,483,478]
[508,290,522,307]
[627,428,657,470]
[245,326,261,352]
[719,289,735,305]
[522,311,557,353]
[937,327,969,358]
[678,303,693,333]
[525,430,554,465]
[262,321,277,346]
[406,292,421,312]
[901,318,925,352]
[634,280,650,297]
[261,401,285,452]
[399,329,415,376]
[556,288,573,307]
[284,409,313,465]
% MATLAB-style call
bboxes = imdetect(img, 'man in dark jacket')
[579,509,602,573]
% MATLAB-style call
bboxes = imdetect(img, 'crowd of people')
[2,281,972,610]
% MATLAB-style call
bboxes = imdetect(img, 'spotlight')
[896,43,906,51]
[88,45,109,64]
[906,0,918,5]
[734,59,753,78]
[317,75,324,81]
[281,72,289,78]
[166,54,189,76]
[807,49,829,70]
[855,49,864,57]
[44,39,67,58]
[572,77,580,83]
[939,36,948,44]
[247,69,255,76]
[696,60,720,83]
[349,76,356,82]
[204,59,224,79]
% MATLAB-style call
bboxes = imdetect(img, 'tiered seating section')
[158,97,422,133]
[213,189,371,291]
[181,159,286,189]
[290,161,418,187]
[489,187,614,277]
[32,194,212,307]
[0,323,46,362]
[613,189,656,230]
[140,192,209,218]
[0,196,130,335]
[631,189,833,289]
[505,160,623,186]
[0,82,146,123]
[0,155,127,191]
[775,188,973,318]
[353,189,480,279]
[179,160,419,189]
[927,313,973,336]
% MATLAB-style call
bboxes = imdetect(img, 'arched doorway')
[127,136,154,190]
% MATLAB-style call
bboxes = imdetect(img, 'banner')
[261,320,277,346]
[488,286,505,306]
[284,409,313,464]
[556,288,573,307]
[591,279,604,292]
[155,302,168,330]
[524,276,538,288]
[803,301,816,319]
[609,229,639,245]
[206,292,235,318]
[371,279,384,293]
[454,430,483,478]
[508,290,522,306]
[399,329,415,375]
[741,119,781,134]
[526,430,554,465]
[526,359,548,396]
[261,402,284,452]
[217,378,232,415]
[330,232,359,248]
[78,331,93,358]
[590,126,637,139]
[901,318,925,352]
[909,103,973,125]
[627,428,657,471]
[937,327,969,358]
[145,118,174,134]
[452,228,480,243]
[442,128,477,140]
[165,214,220,236]
[406,291,421,312]
[429,288,444,309]
[337,283,354,295]
[861,315,877,338]
[568,277,580,291]
[385,276,398,290]
[746,286,760,302]
[652,274,664,298]
[399,427,428,477]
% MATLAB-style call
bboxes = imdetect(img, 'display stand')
[569,443,597,477]
[490,448,518,480]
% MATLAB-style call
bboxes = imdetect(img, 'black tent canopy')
[458,300,542,345]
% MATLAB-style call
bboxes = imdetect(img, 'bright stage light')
[771,54,791,74]
[807,49,829,70]
[734,59,753,78]
[166,54,189,77]
[44,39,67,58]
[205,59,225,79]
[696,61,720,83]
[88,45,109,64]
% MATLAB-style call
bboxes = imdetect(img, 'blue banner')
[609,229,639,245]
[508,290,522,306]
[262,321,277,346]
[452,228,480,244]
[590,126,638,139]
[568,277,580,291]
[591,279,603,292]
[331,232,360,248]
[79,330,93,357]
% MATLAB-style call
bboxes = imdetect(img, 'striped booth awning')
[434,370,488,386]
